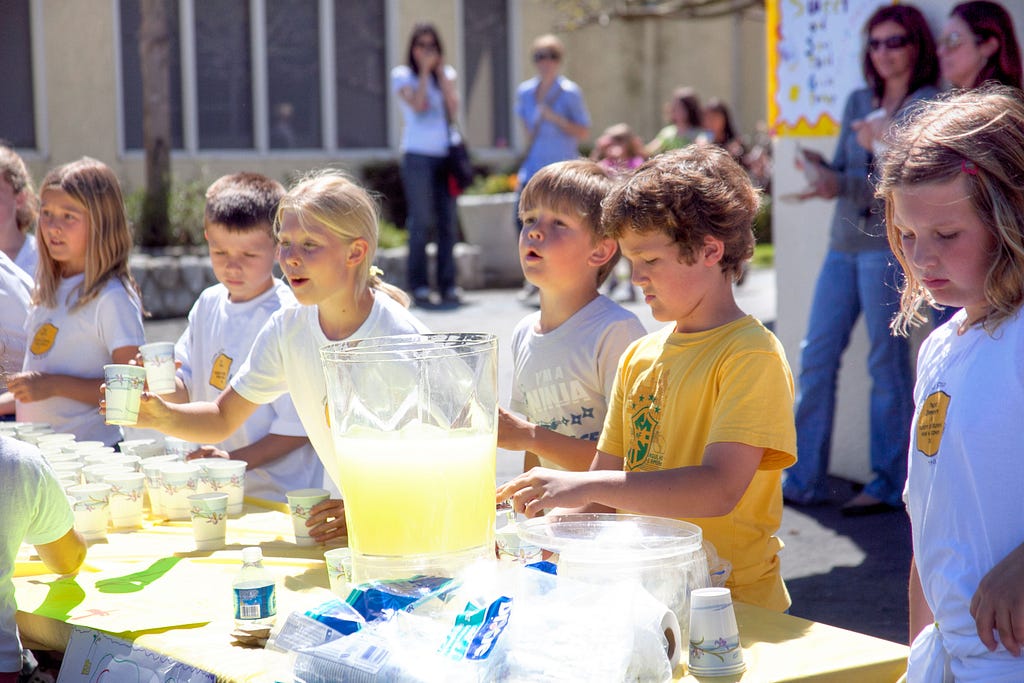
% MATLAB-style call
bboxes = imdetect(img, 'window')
[334,0,388,149]
[0,0,37,148]
[463,0,511,149]
[267,0,321,149]
[120,0,184,150]
[194,0,253,149]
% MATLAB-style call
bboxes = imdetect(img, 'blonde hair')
[35,157,142,312]
[519,159,620,285]
[0,143,38,234]
[275,170,410,307]
[531,34,564,60]
[876,86,1024,335]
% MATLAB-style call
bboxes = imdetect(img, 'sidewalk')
[144,266,910,646]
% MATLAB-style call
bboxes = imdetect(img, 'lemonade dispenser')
[320,333,498,583]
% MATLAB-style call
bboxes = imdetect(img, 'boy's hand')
[971,542,1024,655]
[497,406,535,451]
[495,468,592,518]
[306,499,347,543]
[99,385,168,430]
[185,446,229,461]
[6,371,55,402]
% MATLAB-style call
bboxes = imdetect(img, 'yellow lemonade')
[333,425,496,557]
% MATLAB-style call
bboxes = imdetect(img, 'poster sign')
[768,0,889,136]
[57,627,215,683]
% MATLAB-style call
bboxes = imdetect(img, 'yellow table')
[15,501,908,682]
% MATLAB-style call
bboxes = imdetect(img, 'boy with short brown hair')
[498,146,797,611]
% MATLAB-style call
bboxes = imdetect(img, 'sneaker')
[411,287,433,307]
[441,287,463,305]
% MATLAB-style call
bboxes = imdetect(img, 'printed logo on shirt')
[916,390,950,457]
[209,352,233,390]
[29,322,58,356]
[626,372,667,470]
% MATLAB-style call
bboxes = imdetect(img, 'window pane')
[120,0,184,150]
[266,0,321,149]
[463,0,511,148]
[334,0,387,149]
[195,0,253,149]
[0,0,36,148]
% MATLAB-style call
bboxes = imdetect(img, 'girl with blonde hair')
[4,157,144,445]
[124,170,428,541]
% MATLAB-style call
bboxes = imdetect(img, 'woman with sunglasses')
[938,1,1022,90]
[391,22,461,308]
[784,5,939,516]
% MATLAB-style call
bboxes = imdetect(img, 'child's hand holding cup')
[102,364,148,425]
[138,342,178,394]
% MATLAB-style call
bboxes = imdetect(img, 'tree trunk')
[139,0,172,247]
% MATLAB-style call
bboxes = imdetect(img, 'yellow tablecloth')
[15,500,908,682]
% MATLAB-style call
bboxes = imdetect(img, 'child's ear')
[588,237,619,268]
[701,235,725,266]
[346,237,370,268]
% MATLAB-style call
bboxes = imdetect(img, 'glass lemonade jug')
[320,333,498,583]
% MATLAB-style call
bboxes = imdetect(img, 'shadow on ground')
[781,477,912,645]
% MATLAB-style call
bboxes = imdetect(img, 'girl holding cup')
[4,158,145,446]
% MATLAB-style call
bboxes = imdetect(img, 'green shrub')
[378,220,407,249]
[125,178,209,247]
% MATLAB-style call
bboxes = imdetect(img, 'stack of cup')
[687,587,745,676]
[67,483,111,541]
[104,471,146,529]
[188,492,229,550]
[286,488,331,546]
[139,342,178,395]
[159,462,202,520]
[103,364,147,426]
[201,460,247,515]
[141,455,180,518]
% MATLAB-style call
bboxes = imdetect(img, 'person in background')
[514,34,591,304]
[0,144,39,277]
[783,4,939,515]
[645,86,705,158]
[392,22,462,308]
[163,173,321,502]
[0,254,31,416]
[119,171,429,543]
[0,427,86,683]
[3,158,145,446]
[591,123,646,178]
[498,146,797,612]
[499,160,646,474]
[702,97,745,162]
[938,1,1022,90]
[877,85,1024,681]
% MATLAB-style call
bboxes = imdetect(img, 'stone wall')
[133,243,487,319]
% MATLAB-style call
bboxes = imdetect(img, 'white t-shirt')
[510,295,647,469]
[907,309,1024,680]
[175,280,323,501]
[0,436,74,673]
[390,64,457,157]
[0,252,32,380]
[231,291,429,496]
[19,275,145,445]
[13,234,37,279]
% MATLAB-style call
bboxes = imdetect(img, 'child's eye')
[644,258,658,265]
[899,231,915,241]
[938,231,959,240]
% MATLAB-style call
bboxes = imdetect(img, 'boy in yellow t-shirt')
[497,145,797,611]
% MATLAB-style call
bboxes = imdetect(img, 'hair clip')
[961,159,979,176]
[369,265,384,279]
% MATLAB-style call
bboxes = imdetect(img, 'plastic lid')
[516,513,703,561]
[242,547,263,563]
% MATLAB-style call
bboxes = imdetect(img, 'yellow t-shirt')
[598,316,797,611]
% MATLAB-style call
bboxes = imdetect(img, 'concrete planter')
[456,192,523,288]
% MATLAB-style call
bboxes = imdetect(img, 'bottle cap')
[242,547,263,563]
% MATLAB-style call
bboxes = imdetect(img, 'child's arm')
[35,527,87,576]
[7,344,139,407]
[125,386,259,445]
[498,406,600,472]
[970,542,1024,655]
[189,434,311,469]
[909,556,933,645]
[497,441,763,519]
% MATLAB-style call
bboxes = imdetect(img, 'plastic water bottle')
[233,546,277,627]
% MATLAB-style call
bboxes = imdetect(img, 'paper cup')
[103,364,147,425]
[67,483,111,541]
[35,432,77,447]
[164,436,198,459]
[50,460,84,484]
[188,492,229,550]
[324,547,353,597]
[82,463,132,484]
[141,455,180,518]
[159,462,202,521]
[103,471,145,529]
[43,451,82,465]
[139,342,178,394]
[201,459,247,515]
[286,488,331,546]
[62,440,105,454]
[687,587,745,676]
[119,438,165,459]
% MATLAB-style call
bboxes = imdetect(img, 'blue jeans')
[785,249,913,506]
[401,152,456,292]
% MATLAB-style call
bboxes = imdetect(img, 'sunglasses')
[532,51,560,63]
[414,41,438,50]
[868,35,911,52]
[938,31,981,51]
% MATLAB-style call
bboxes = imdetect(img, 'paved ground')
[145,267,911,646]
